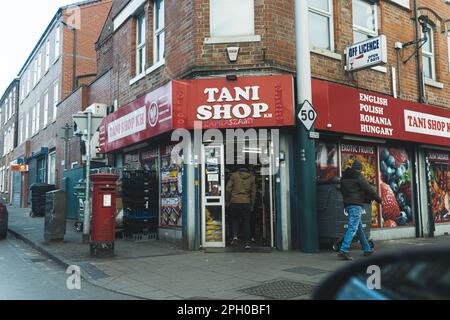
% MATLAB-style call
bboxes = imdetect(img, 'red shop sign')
[312,79,450,147]
[99,76,295,153]
[99,82,173,153]
[172,75,295,129]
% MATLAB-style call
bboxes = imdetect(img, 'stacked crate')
[122,170,159,241]
[30,184,56,217]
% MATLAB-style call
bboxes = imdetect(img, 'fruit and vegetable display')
[379,147,414,228]
[427,157,450,223]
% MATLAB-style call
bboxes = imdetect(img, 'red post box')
[90,173,119,258]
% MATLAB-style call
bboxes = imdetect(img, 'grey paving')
[0,234,136,300]
[6,205,450,300]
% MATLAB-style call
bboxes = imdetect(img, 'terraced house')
[12,0,112,208]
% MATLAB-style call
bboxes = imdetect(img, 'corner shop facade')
[312,79,450,241]
[99,75,296,251]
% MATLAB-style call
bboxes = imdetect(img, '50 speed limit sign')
[298,100,318,131]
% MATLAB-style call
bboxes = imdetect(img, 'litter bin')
[74,180,86,232]
[317,179,373,250]
[44,190,67,243]
[30,183,55,217]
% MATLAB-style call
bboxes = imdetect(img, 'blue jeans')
[340,205,372,253]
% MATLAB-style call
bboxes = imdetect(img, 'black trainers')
[337,251,354,261]
[363,250,375,257]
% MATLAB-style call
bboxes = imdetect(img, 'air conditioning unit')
[85,103,108,117]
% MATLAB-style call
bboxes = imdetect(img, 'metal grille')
[283,266,329,276]
[240,280,315,299]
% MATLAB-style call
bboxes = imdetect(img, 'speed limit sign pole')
[294,0,319,253]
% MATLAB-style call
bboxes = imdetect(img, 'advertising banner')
[426,151,450,223]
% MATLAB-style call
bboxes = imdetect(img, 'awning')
[28,147,49,160]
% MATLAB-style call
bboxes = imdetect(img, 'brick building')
[0,79,19,205]
[12,0,112,208]
[68,0,450,250]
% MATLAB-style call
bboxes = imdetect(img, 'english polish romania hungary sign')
[345,35,388,71]
[312,79,450,148]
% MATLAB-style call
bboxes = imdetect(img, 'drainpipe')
[413,0,426,103]
[294,0,319,253]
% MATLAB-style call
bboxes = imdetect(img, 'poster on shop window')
[340,142,380,228]
[315,142,338,183]
[379,147,415,228]
[426,151,450,223]
[160,145,183,228]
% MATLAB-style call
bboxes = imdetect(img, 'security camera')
[419,15,429,34]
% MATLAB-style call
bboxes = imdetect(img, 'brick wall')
[61,0,113,98]
[55,86,89,187]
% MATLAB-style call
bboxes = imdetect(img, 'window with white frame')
[352,0,378,43]
[45,40,50,72]
[0,107,2,127]
[308,0,334,51]
[210,0,255,39]
[448,31,450,73]
[3,100,7,125]
[21,79,25,101]
[154,0,165,64]
[9,92,13,119]
[422,26,435,80]
[43,91,49,127]
[53,81,59,121]
[136,12,146,75]
[37,52,42,80]
[48,152,56,185]
[54,25,61,61]
[33,59,38,87]
[25,112,29,139]
[26,69,31,95]
[31,105,36,135]
[35,101,40,133]
[19,116,23,145]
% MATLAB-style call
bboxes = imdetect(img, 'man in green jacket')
[338,160,382,261]
[226,167,257,249]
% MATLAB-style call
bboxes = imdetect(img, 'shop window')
[379,147,415,228]
[160,145,183,228]
[210,0,255,38]
[135,12,147,76]
[308,0,334,51]
[426,151,450,224]
[352,0,378,43]
[422,26,436,80]
[340,142,380,228]
[315,141,338,183]
[154,0,165,65]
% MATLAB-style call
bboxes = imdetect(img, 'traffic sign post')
[298,100,318,131]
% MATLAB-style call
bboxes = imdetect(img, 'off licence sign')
[346,35,388,71]
[11,164,28,172]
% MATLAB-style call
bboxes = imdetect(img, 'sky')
[0,0,77,96]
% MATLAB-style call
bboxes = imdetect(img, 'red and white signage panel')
[173,75,295,129]
[312,79,450,147]
[99,76,295,153]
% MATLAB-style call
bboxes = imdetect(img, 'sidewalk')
[7,205,450,300]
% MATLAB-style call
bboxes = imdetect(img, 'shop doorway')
[201,141,276,250]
